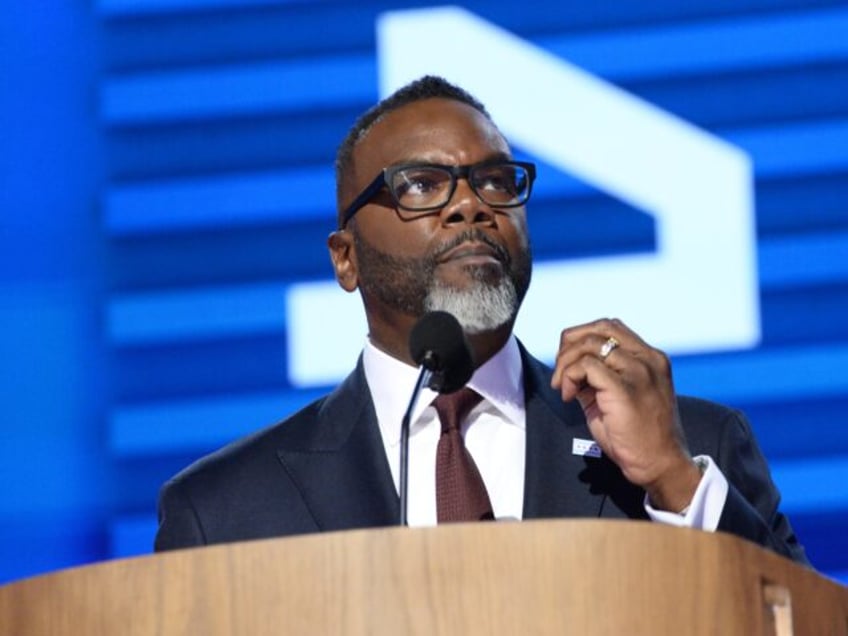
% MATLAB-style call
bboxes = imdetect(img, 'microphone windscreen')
[408,311,474,393]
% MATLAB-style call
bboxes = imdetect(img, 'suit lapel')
[276,360,400,531]
[521,348,623,520]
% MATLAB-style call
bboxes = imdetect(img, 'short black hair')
[334,75,492,222]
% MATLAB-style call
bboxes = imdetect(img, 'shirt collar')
[363,334,526,447]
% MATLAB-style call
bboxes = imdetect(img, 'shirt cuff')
[643,455,729,531]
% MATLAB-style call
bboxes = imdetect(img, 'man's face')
[340,98,532,338]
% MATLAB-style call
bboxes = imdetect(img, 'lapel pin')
[572,437,602,458]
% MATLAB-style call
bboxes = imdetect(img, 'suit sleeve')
[154,478,208,552]
[714,409,809,565]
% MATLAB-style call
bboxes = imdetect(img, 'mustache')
[433,229,511,265]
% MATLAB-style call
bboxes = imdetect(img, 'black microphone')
[399,311,474,525]
[409,310,475,394]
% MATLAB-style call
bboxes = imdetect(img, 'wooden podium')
[1,520,846,635]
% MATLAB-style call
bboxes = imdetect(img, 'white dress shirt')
[362,335,728,529]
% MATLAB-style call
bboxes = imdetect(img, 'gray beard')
[424,272,518,334]
[352,227,531,334]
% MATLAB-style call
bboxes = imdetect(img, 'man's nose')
[440,178,496,226]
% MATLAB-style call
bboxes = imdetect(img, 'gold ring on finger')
[599,336,620,361]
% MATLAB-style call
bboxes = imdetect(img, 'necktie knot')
[433,387,482,434]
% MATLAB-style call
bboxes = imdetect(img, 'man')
[155,76,806,564]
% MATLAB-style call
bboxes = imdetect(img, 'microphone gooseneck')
[399,311,475,525]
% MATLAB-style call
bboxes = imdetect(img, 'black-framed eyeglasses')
[339,160,537,228]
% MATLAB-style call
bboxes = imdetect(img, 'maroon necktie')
[434,388,494,522]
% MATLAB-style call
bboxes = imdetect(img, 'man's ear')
[327,229,358,292]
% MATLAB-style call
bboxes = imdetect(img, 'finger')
[558,351,624,403]
[559,317,649,353]
[551,324,619,388]
[551,332,642,393]
[555,333,629,371]
[551,318,654,389]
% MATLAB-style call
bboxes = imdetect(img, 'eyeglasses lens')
[392,167,453,210]
[472,164,528,206]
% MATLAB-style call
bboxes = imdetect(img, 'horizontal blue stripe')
[94,0,827,25]
[756,173,848,236]
[98,0,314,17]
[672,344,848,404]
[99,8,848,125]
[727,119,848,178]
[760,286,848,355]
[110,388,328,456]
[738,397,848,461]
[758,230,848,290]
[103,118,848,235]
[108,282,288,344]
[542,8,848,81]
[770,456,848,514]
[101,56,375,125]
[103,167,335,236]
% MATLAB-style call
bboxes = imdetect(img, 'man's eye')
[405,177,439,195]
[477,171,517,194]
[395,171,446,198]
[480,176,509,191]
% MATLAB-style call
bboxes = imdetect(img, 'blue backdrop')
[2,0,847,584]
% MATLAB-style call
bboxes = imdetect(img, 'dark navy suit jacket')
[155,349,807,563]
